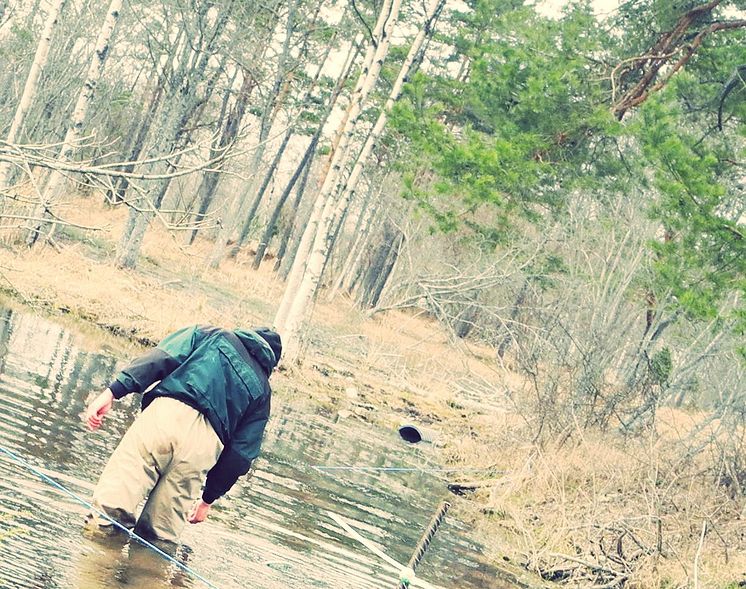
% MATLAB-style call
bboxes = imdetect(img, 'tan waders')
[86,397,223,543]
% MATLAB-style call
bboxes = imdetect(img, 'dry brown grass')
[446,411,746,589]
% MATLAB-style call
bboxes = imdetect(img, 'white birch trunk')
[276,0,410,362]
[27,0,122,244]
[273,38,363,276]
[0,0,66,189]
[277,0,445,362]
[327,180,384,300]
[273,4,393,323]
[115,7,231,267]
[47,0,122,183]
[338,0,445,207]
[273,0,399,334]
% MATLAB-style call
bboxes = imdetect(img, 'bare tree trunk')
[277,0,447,363]
[21,11,97,144]
[230,31,341,260]
[186,67,253,245]
[0,0,67,190]
[107,60,173,204]
[273,0,400,344]
[347,203,387,297]
[321,188,355,279]
[272,37,363,276]
[358,221,405,308]
[252,134,318,269]
[326,0,446,237]
[207,0,295,270]
[274,149,315,276]
[228,127,293,258]
[26,0,123,246]
[113,28,194,260]
[327,178,382,300]
[116,5,232,268]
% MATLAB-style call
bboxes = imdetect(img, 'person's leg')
[119,539,179,587]
[135,398,223,542]
[86,400,175,534]
[74,532,128,588]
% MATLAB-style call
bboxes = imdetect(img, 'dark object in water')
[398,424,424,443]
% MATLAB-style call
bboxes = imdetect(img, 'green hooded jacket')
[108,325,281,503]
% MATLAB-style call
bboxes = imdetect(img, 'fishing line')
[0,444,221,589]
[310,465,500,474]
[0,445,491,589]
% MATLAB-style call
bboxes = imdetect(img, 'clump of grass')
[446,415,746,588]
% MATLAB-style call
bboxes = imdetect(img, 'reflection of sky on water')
[0,309,505,588]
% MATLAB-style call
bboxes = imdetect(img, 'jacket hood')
[234,328,281,373]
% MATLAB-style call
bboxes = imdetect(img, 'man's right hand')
[85,389,114,430]
[187,499,212,524]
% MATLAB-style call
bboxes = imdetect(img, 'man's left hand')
[85,389,114,430]
[187,499,212,524]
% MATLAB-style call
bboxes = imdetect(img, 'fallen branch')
[447,478,502,494]
[693,520,708,589]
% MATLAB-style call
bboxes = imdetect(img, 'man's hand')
[85,389,114,430]
[187,499,211,524]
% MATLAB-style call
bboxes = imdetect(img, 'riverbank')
[1,200,744,589]
[0,202,500,429]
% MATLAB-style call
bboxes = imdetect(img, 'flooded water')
[0,309,505,589]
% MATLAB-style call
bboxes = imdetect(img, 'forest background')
[0,0,744,587]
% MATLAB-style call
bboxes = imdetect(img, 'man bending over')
[84,325,281,543]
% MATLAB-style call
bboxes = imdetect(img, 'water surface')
[0,310,503,589]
